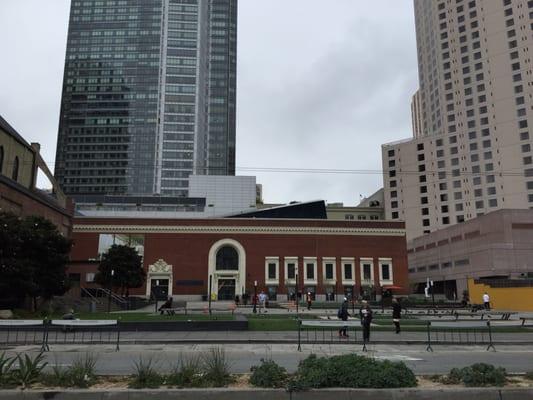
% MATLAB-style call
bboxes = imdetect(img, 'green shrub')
[294,354,417,389]
[129,357,164,389]
[41,354,97,388]
[12,353,48,389]
[167,355,205,388]
[461,364,506,387]
[69,353,97,388]
[444,364,506,387]
[250,359,288,388]
[202,347,234,387]
[0,352,16,388]
[40,364,71,387]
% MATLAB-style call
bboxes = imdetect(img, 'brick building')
[68,217,409,302]
[0,115,72,235]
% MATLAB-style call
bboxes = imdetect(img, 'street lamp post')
[352,284,356,314]
[381,286,385,313]
[295,272,299,317]
[107,269,114,313]
[154,279,160,313]
[253,280,257,314]
[431,280,435,309]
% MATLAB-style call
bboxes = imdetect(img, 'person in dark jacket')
[359,300,373,343]
[338,297,350,337]
[158,296,173,315]
[392,297,402,334]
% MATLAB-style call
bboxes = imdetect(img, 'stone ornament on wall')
[148,259,172,274]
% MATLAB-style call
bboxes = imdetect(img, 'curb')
[0,388,531,400]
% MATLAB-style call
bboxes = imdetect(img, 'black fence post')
[486,321,495,352]
[41,319,50,352]
[297,319,302,352]
[426,321,433,352]
[208,275,213,316]
[116,318,121,352]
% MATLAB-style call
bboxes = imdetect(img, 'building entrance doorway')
[218,279,236,300]
[150,279,169,301]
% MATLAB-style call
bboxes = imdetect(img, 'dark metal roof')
[227,200,327,219]
[0,114,34,151]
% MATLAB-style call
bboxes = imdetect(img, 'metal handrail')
[81,287,101,303]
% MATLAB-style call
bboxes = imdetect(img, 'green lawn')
[13,311,234,322]
[78,312,235,322]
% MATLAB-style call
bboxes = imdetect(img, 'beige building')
[408,209,533,298]
[383,0,533,241]
[327,189,384,221]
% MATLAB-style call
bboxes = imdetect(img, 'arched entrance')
[208,239,246,301]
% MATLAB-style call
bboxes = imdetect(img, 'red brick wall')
[69,218,409,297]
[0,181,73,236]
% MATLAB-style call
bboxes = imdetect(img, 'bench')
[453,311,516,321]
[520,317,533,326]
[161,300,187,315]
[483,312,516,321]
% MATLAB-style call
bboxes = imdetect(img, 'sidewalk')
[100,329,533,344]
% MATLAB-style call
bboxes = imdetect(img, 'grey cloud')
[0,0,418,204]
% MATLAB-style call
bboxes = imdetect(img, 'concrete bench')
[483,312,516,321]
[300,320,361,328]
[161,300,187,315]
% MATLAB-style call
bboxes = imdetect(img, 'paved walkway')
[5,344,533,375]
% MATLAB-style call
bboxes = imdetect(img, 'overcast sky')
[0,0,418,205]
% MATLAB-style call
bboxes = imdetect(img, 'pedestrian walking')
[258,290,268,313]
[306,292,312,310]
[337,297,350,337]
[483,292,490,310]
[359,300,373,343]
[392,297,401,334]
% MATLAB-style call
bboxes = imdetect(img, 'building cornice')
[73,224,405,237]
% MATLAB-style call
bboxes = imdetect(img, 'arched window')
[12,156,19,181]
[216,246,238,270]
[0,146,4,174]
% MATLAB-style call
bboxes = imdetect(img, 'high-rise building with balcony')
[383,0,533,241]
[54,0,237,198]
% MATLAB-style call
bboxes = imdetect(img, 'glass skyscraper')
[54,0,237,198]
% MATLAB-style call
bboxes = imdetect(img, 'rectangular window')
[287,263,295,279]
[303,258,317,283]
[379,258,393,283]
[381,265,390,281]
[344,264,353,280]
[361,259,373,283]
[306,263,314,279]
[325,263,334,280]
[268,263,277,280]
[266,257,280,283]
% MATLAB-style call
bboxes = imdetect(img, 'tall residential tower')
[383,0,533,241]
[54,0,237,198]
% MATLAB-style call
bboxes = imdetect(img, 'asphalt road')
[6,343,533,375]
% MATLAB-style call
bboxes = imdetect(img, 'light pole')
[352,284,356,315]
[208,275,212,315]
[431,280,435,309]
[295,272,299,317]
[154,279,160,313]
[253,280,257,314]
[381,285,385,313]
[107,269,114,313]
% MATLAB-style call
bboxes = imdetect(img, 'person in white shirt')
[258,291,268,313]
[483,292,490,310]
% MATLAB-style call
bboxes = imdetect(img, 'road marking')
[374,354,424,361]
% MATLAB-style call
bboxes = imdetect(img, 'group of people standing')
[337,297,403,342]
